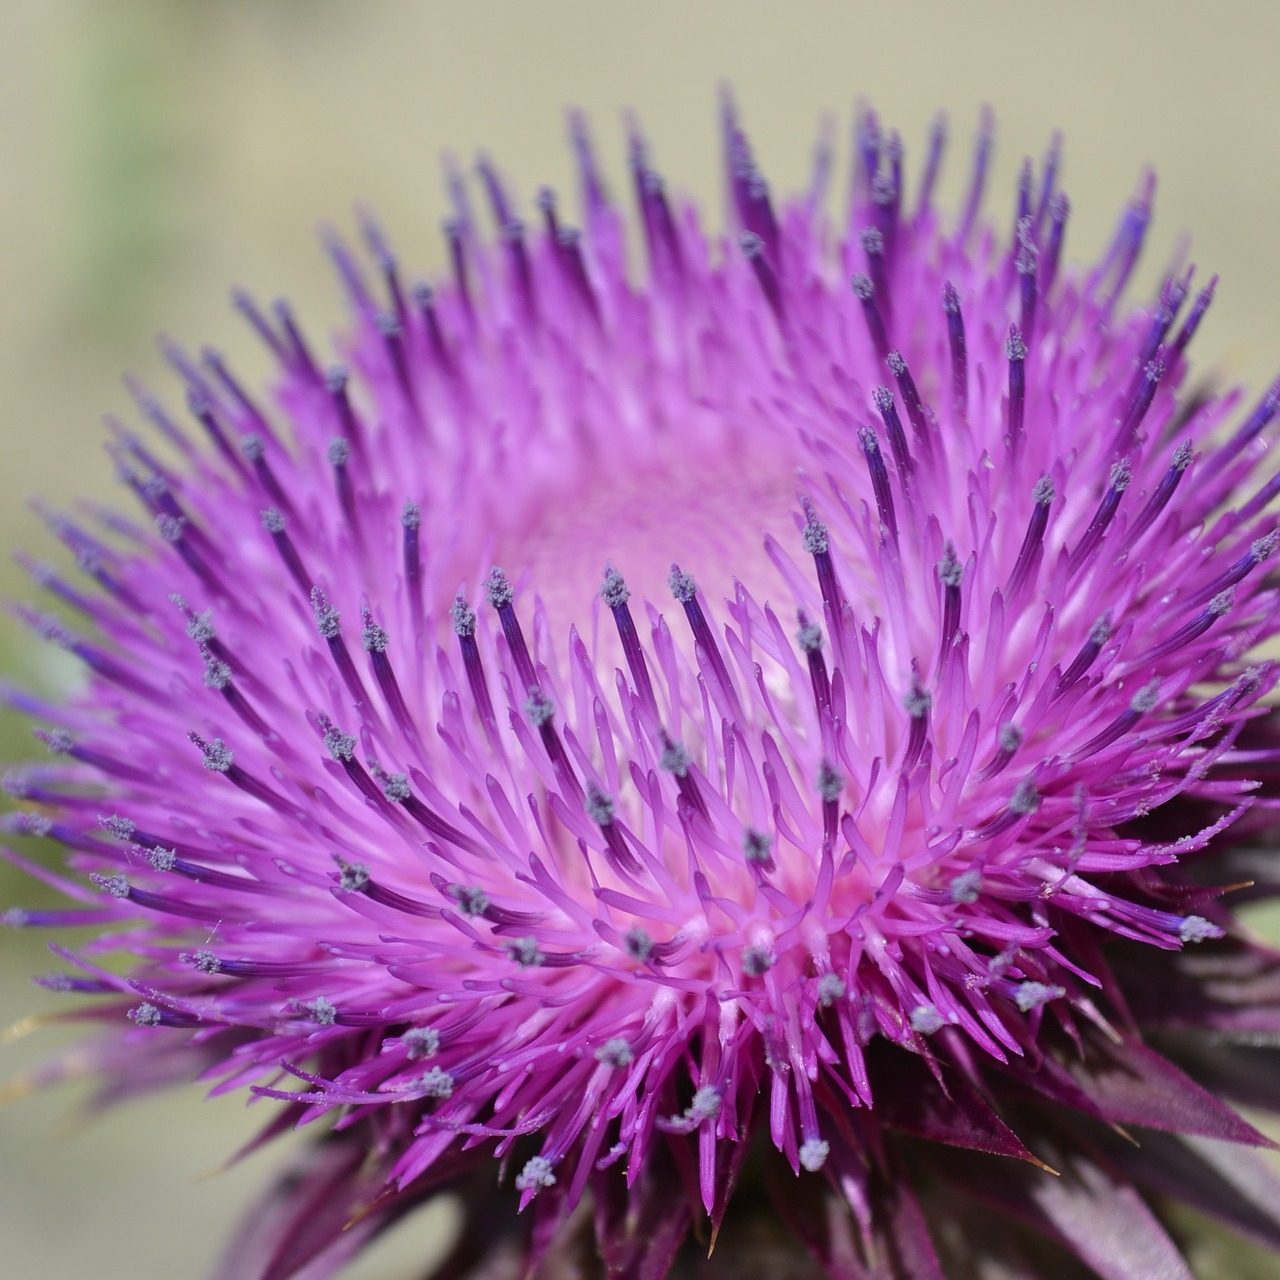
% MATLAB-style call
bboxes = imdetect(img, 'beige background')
[3,1,1280,1276]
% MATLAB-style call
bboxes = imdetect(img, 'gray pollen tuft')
[417,1066,454,1098]
[742,945,774,977]
[660,741,692,778]
[240,433,265,462]
[998,722,1024,752]
[816,760,845,802]
[335,859,369,892]
[524,690,555,727]
[44,730,73,755]
[903,684,932,719]
[850,272,874,300]
[199,738,233,772]
[937,542,963,587]
[942,281,961,314]
[799,1138,830,1172]
[202,654,232,690]
[796,619,823,653]
[506,936,546,968]
[146,846,177,872]
[802,506,829,555]
[1209,589,1236,617]
[857,425,880,454]
[325,365,348,393]
[872,385,894,413]
[817,972,846,1006]
[6,813,52,837]
[1130,679,1161,714]
[1252,531,1279,563]
[910,1004,945,1035]
[687,1085,721,1123]
[450,595,476,638]
[1089,613,1113,645]
[401,501,422,530]
[1032,475,1055,506]
[743,828,774,865]
[600,566,630,608]
[92,873,130,898]
[738,231,763,259]
[1010,779,1040,816]
[402,1026,440,1060]
[1014,981,1065,1013]
[887,350,907,376]
[667,564,697,602]
[298,997,337,1026]
[327,437,351,467]
[156,514,186,543]
[1005,328,1027,362]
[1172,440,1194,471]
[485,567,513,609]
[186,609,216,643]
[1179,915,1223,944]
[98,814,135,844]
[323,724,356,762]
[450,884,489,917]
[859,226,885,256]
[624,927,654,962]
[870,174,896,206]
[311,588,340,639]
[585,785,616,826]
[515,1156,557,1195]
[595,1037,634,1068]
[381,772,411,804]
[129,1003,162,1027]
[261,508,286,534]
[361,610,389,653]
[186,949,222,974]
[1110,459,1132,492]
[950,869,982,904]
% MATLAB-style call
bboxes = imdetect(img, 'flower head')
[7,97,1280,1277]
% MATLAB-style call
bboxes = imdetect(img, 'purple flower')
[7,97,1280,1278]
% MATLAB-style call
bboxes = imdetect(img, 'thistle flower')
[6,97,1280,1279]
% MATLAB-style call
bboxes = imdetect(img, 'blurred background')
[3,1,1280,1275]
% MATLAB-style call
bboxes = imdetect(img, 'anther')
[601,567,658,718]
[851,272,890,361]
[887,350,932,460]
[1006,325,1028,450]
[1006,475,1055,599]
[858,426,898,541]
[873,385,912,480]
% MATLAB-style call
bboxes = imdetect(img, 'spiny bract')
[7,96,1280,1279]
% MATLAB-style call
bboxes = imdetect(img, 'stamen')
[1005,326,1028,451]
[668,564,739,715]
[887,351,932,460]
[857,428,898,541]
[1055,614,1112,696]
[1168,275,1216,363]
[1040,192,1070,296]
[1006,475,1055,599]
[601,567,658,719]
[451,594,499,746]
[942,282,967,415]
[914,112,946,225]
[402,501,423,626]
[740,233,783,324]
[851,273,890,361]
[1067,460,1131,576]
[1128,441,1193,543]
[873,385,912,479]
[261,509,311,596]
